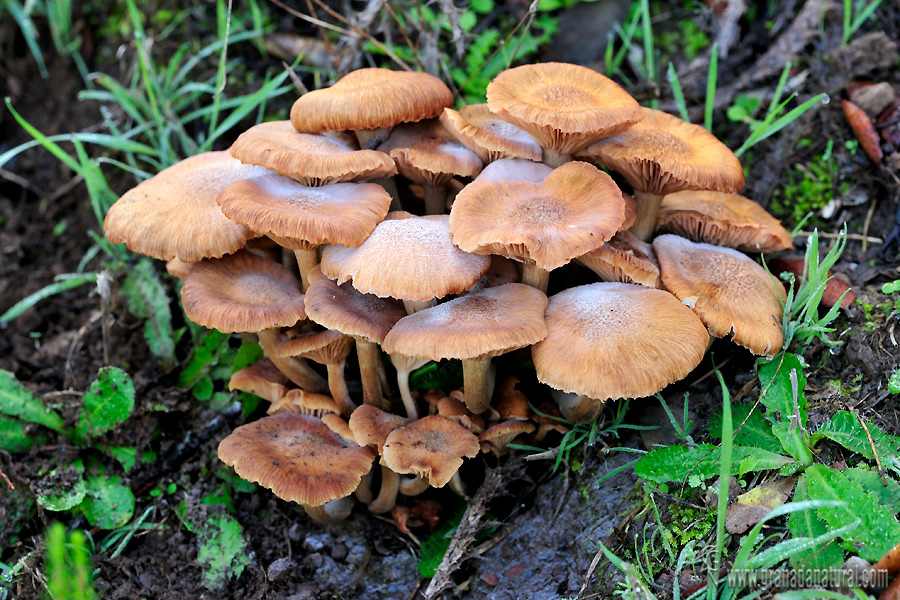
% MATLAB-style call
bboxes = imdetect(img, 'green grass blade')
[6,0,48,78]
[667,63,690,122]
[735,94,828,157]
[0,273,99,324]
[704,42,718,131]
[709,369,732,600]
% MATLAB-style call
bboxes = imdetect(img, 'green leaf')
[0,369,64,431]
[889,368,900,394]
[196,515,250,590]
[0,272,99,324]
[634,443,792,484]
[805,463,900,561]
[843,467,900,512]
[758,354,813,465]
[787,474,844,569]
[37,460,87,511]
[0,415,33,452]
[178,329,231,389]
[232,342,264,373]
[409,360,464,391]
[80,475,136,529]
[75,367,136,443]
[119,258,175,368]
[708,403,783,454]
[811,410,900,460]
[104,446,138,473]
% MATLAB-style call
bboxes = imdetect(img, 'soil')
[1,1,900,599]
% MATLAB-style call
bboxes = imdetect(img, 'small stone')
[302,533,330,553]
[288,523,302,542]
[139,573,154,589]
[330,542,348,561]
[286,583,320,600]
[886,153,900,172]
[267,557,294,582]
[481,572,499,586]
[850,83,896,119]
[302,552,324,570]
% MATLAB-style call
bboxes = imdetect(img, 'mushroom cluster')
[104,63,793,523]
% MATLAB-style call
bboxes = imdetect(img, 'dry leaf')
[842,99,884,166]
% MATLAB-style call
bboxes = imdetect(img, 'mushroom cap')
[382,415,480,487]
[378,121,483,186]
[104,151,267,261]
[217,412,376,506]
[479,420,536,455]
[579,107,745,196]
[229,121,397,185]
[348,405,409,454]
[229,358,290,403]
[652,234,786,357]
[656,190,794,252]
[450,161,626,271]
[440,104,542,163]
[320,413,356,444]
[304,266,408,344]
[217,175,392,248]
[577,230,662,288]
[492,376,531,420]
[486,62,642,155]
[474,157,553,183]
[532,282,709,400]
[382,283,548,361]
[268,389,341,416]
[437,396,485,434]
[290,69,453,133]
[275,329,355,365]
[320,212,491,302]
[181,250,306,333]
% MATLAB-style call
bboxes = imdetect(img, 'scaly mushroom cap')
[320,212,491,302]
[229,358,290,403]
[229,121,397,185]
[382,283,548,361]
[104,152,267,261]
[450,161,626,271]
[656,190,793,252]
[486,62,642,155]
[382,415,480,488]
[217,412,376,506]
[653,234,786,357]
[304,266,407,344]
[580,107,745,196]
[218,175,392,248]
[348,405,409,454]
[181,250,306,333]
[440,104,542,163]
[577,230,662,288]
[532,282,709,400]
[290,69,453,133]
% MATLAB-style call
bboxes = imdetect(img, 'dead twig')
[850,407,886,484]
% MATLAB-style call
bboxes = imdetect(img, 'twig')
[350,546,373,590]
[862,197,877,253]
[851,407,886,484]
[0,467,13,490]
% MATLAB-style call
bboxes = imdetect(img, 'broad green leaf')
[788,474,844,569]
[104,446,138,473]
[409,360,464,391]
[758,353,813,465]
[81,475,136,529]
[805,464,900,561]
[178,329,231,389]
[708,403,783,454]
[196,515,250,590]
[634,443,792,484]
[810,410,900,460]
[37,461,87,511]
[232,342,264,373]
[0,415,33,452]
[0,369,64,430]
[75,367,135,442]
[120,258,175,368]
[843,467,900,512]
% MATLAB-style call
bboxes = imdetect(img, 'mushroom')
[382,415,480,489]
[228,358,290,405]
[440,103,542,163]
[576,230,663,288]
[348,405,409,514]
[275,329,357,416]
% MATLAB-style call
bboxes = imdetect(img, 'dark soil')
[2,1,900,599]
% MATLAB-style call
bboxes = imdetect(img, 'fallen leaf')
[770,258,857,309]
[842,99,884,166]
[725,476,796,534]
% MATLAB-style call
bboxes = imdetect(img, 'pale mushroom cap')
[388,137,483,186]
[382,283,548,361]
[304,266,407,344]
[290,69,453,133]
[104,152,267,261]
[229,121,397,185]
[320,213,491,302]
[450,161,626,270]
[217,412,376,506]
[474,158,553,183]
[218,175,392,248]
[440,104,542,163]
[577,230,662,288]
[181,250,306,333]
[348,405,409,454]
[486,62,642,155]
[653,234,786,357]
[532,282,709,400]
[382,415,480,487]
[580,107,745,196]
[657,190,794,252]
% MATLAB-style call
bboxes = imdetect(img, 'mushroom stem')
[541,148,572,168]
[258,329,329,393]
[448,472,468,497]
[398,475,430,496]
[354,470,375,504]
[327,362,356,416]
[521,264,551,293]
[552,390,604,424]
[367,466,400,514]
[423,185,447,215]
[461,356,494,414]
[372,175,403,211]
[403,299,437,314]
[356,339,384,408]
[303,497,355,524]
[396,367,419,420]
[356,127,392,150]
[630,191,665,241]
[292,246,320,292]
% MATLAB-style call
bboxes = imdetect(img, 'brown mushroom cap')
[437,396,486,434]
[217,175,393,248]
[382,415,480,488]
[486,62,642,156]
[440,104,542,163]
[104,151,267,261]
[290,69,453,134]
[217,412,376,506]
[229,121,397,185]
[320,212,491,302]
[275,329,354,363]
[579,107,745,196]
[656,190,794,252]
[652,234,786,357]
[378,121,483,186]
[181,250,306,333]
[479,420,536,455]
[576,230,662,288]
[229,358,290,403]
[532,282,709,400]
[267,389,341,416]
[348,405,409,454]
[450,161,626,271]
